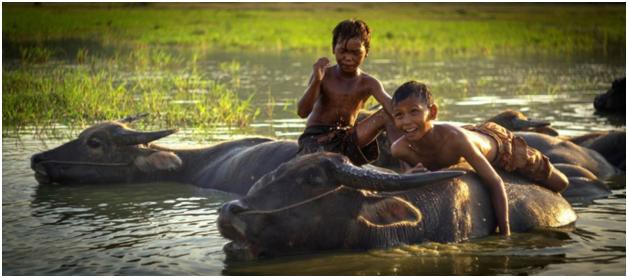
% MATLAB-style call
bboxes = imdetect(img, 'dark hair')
[332,19,371,53]
[392,81,434,106]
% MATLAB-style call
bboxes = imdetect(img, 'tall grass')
[3,48,257,137]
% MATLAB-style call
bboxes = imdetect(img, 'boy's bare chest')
[410,143,462,170]
[321,78,369,102]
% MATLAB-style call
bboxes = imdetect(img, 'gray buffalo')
[30,119,297,195]
[484,110,625,171]
[217,152,577,260]
[569,131,625,170]
[486,110,559,136]
[516,132,621,180]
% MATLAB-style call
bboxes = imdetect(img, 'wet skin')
[390,95,509,236]
[297,37,394,147]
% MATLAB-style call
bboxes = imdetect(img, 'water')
[2,51,625,275]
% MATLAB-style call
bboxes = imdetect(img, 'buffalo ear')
[357,196,422,227]
[134,151,182,172]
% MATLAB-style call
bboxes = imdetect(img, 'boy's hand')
[313,57,330,81]
[404,163,429,174]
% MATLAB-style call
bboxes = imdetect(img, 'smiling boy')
[389,81,570,236]
[296,19,394,166]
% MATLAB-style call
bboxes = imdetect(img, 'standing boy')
[389,81,570,236]
[297,19,394,166]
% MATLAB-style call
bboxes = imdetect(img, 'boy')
[297,19,395,166]
[389,81,569,236]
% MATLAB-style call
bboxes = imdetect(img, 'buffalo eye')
[86,139,102,149]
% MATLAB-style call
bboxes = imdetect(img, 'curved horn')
[113,128,178,145]
[335,163,465,191]
[118,113,149,124]
[511,117,550,130]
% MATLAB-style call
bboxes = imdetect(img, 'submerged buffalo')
[217,152,577,260]
[484,110,625,171]
[516,132,621,180]
[569,131,626,170]
[30,118,297,195]
[594,77,625,114]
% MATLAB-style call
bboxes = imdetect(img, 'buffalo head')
[486,110,558,136]
[594,77,625,114]
[31,116,182,185]
[217,152,464,260]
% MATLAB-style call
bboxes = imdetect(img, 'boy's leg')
[354,109,390,148]
[544,166,570,193]
[514,143,570,193]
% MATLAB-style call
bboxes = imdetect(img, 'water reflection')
[222,231,574,275]
[3,182,236,275]
[31,182,235,222]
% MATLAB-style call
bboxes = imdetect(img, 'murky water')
[3,51,625,275]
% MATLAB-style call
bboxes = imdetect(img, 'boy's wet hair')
[392,81,434,107]
[332,19,371,53]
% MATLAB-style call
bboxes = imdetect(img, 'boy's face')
[392,96,435,141]
[333,37,367,74]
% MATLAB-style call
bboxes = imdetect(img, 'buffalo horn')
[113,128,178,145]
[118,113,149,124]
[511,117,550,130]
[335,163,465,191]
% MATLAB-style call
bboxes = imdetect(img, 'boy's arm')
[297,58,329,118]
[369,79,394,117]
[457,137,511,236]
[391,138,428,173]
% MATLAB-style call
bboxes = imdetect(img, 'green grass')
[3,3,625,56]
[2,3,625,137]
[3,49,258,136]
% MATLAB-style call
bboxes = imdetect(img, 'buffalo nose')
[219,200,250,215]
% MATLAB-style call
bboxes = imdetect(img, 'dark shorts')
[297,125,379,166]
[464,122,553,182]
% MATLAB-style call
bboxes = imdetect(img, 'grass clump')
[3,55,257,136]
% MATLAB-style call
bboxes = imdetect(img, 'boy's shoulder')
[358,70,379,82]
[434,124,470,145]
[357,71,384,89]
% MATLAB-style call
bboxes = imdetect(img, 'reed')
[3,50,256,137]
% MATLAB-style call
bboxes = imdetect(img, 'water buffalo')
[594,77,625,114]
[217,152,577,260]
[516,132,621,180]
[30,119,297,195]
[486,110,559,136]
[568,131,626,170]
[31,116,619,200]
[484,110,625,170]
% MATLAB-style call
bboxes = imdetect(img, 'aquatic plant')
[3,53,257,138]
